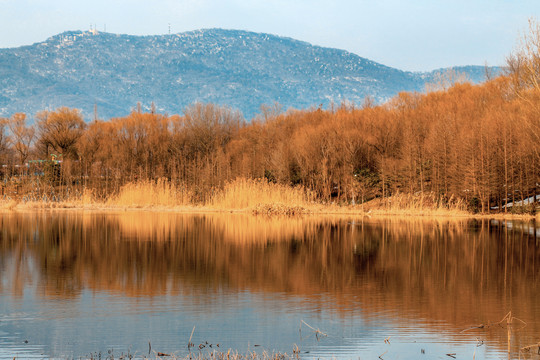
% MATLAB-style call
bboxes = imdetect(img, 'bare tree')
[425,68,470,93]
[507,18,540,92]
[36,107,86,160]
[8,113,35,165]
[0,118,10,161]
[507,18,540,167]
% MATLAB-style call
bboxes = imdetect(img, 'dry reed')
[0,199,19,210]
[84,348,297,360]
[251,203,311,215]
[363,192,469,217]
[3,187,103,210]
[79,187,95,205]
[0,177,536,219]
[208,178,314,212]
[107,178,193,207]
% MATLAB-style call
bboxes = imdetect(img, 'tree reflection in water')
[0,212,539,357]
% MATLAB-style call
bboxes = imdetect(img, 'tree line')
[0,27,539,212]
[0,73,537,212]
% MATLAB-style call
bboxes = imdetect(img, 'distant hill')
[0,29,501,120]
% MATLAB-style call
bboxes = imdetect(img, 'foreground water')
[0,212,539,359]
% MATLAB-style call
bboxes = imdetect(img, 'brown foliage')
[1,73,539,211]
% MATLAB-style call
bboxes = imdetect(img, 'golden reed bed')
[0,178,537,220]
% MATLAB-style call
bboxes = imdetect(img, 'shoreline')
[1,200,538,222]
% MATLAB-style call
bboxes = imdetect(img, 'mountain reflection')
[1,212,539,353]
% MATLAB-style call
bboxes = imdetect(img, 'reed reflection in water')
[0,212,539,359]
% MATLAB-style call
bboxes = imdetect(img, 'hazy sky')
[1,0,539,71]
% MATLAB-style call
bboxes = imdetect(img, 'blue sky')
[0,0,538,71]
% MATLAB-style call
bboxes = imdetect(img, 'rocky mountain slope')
[0,29,500,120]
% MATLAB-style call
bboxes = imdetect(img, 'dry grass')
[79,187,95,205]
[108,178,193,208]
[208,178,314,212]
[1,187,100,210]
[0,178,537,220]
[0,198,19,210]
[83,348,299,360]
[251,203,311,215]
[362,192,469,217]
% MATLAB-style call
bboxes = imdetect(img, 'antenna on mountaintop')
[168,23,171,34]
[94,103,98,121]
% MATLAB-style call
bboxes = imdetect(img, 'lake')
[0,212,539,359]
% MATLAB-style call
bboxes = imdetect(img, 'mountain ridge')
[0,29,500,120]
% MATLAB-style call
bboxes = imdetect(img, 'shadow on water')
[0,212,539,359]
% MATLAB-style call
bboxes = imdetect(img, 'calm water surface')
[0,212,539,359]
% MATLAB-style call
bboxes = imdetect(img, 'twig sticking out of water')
[300,320,327,341]
[188,326,196,350]
[384,336,391,344]
[292,344,300,360]
[461,310,527,333]
[476,338,484,346]
[520,342,540,358]
[500,311,527,327]
[86,347,301,360]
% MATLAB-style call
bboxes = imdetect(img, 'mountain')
[0,29,501,120]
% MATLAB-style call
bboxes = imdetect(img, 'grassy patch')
[108,179,193,207]
[208,178,314,211]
